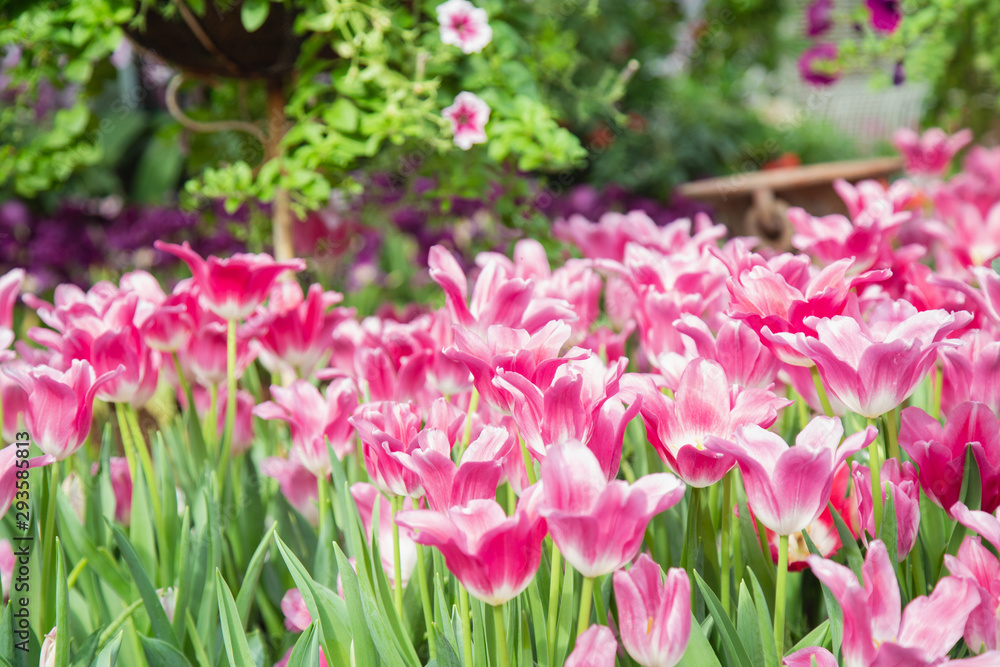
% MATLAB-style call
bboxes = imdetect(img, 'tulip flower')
[259,453,319,525]
[0,268,24,362]
[281,589,312,632]
[154,241,305,320]
[771,297,971,417]
[633,358,790,488]
[852,459,921,560]
[808,540,980,667]
[538,441,685,578]
[181,320,258,388]
[141,292,196,353]
[944,534,1000,653]
[405,425,512,511]
[107,456,133,525]
[349,402,436,498]
[0,371,27,443]
[941,332,1000,415]
[190,387,256,455]
[894,128,972,176]
[612,555,691,667]
[253,378,357,476]
[395,487,547,605]
[4,360,123,460]
[566,625,617,667]
[40,627,57,667]
[0,539,12,604]
[784,647,839,667]
[674,315,780,389]
[351,483,417,588]
[436,0,492,54]
[900,402,1000,514]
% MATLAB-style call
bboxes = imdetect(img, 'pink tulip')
[852,459,921,560]
[442,92,491,150]
[350,402,435,498]
[141,292,196,353]
[180,319,258,388]
[281,588,312,632]
[260,453,319,525]
[0,268,24,361]
[554,210,725,263]
[429,245,576,336]
[808,540,980,667]
[894,127,973,176]
[538,441,684,577]
[706,416,875,535]
[351,483,417,588]
[436,0,492,54]
[944,534,1000,653]
[257,282,353,378]
[900,402,1000,514]
[632,358,790,488]
[1,369,28,441]
[4,360,122,460]
[674,315,780,389]
[784,647,839,667]
[40,627,57,667]
[612,555,691,667]
[189,387,256,455]
[762,507,842,572]
[1,443,54,519]
[0,538,12,604]
[105,457,133,525]
[253,378,357,475]
[566,625,618,667]
[154,241,305,320]
[395,487,547,605]
[771,297,971,417]
[406,425,512,511]
[941,331,1000,415]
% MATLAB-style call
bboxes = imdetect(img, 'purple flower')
[798,43,841,86]
[806,0,834,36]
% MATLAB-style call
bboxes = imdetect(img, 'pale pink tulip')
[566,625,618,667]
[706,416,875,535]
[944,531,1000,653]
[613,555,691,667]
[674,315,780,389]
[260,453,319,525]
[538,441,684,577]
[852,459,921,560]
[0,538,12,603]
[281,589,312,632]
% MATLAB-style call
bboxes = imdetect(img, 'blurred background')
[1,0,994,312]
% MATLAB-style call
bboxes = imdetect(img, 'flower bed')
[3,128,1000,666]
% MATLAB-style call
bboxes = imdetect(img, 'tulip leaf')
[737,582,767,667]
[471,598,488,667]
[56,493,130,601]
[553,559,576,667]
[878,487,901,585]
[694,571,753,667]
[333,542,380,667]
[747,569,778,667]
[435,573,461,657]
[677,612,724,667]
[137,636,193,667]
[736,494,775,603]
[108,522,180,648]
[184,611,211,667]
[55,540,69,667]
[526,579,549,667]
[128,460,157,580]
[827,503,864,581]
[89,630,123,667]
[365,511,422,666]
[799,530,843,656]
[216,570,257,667]
[790,619,831,652]
[284,623,321,667]
[235,523,277,626]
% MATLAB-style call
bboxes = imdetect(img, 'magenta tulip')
[154,241,305,320]
[852,459,921,560]
[808,540,980,667]
[944,518,1000,653]
[538,441,684,577]
[613,555,691,667]
[894,127,972,176]
[253,378,357,475]
[405,425,512,511]
[395,487,547,605]
[4,360,123,460]
[707,417,875,535]
[633,358,790,488]
[566,625,617,667]
[350,402,438,498]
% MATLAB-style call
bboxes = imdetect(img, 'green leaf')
[800,529,843,656]
[737,582,766,667]
[878,485,899,575]
[677,612,724,667]
[525,579,549,667]
[325,98,360,133]
[790,619,831,653]
[284,623,321,667]
[89,631,123,667]
[108,522,180,648]
[216,570,257,667]
[694,571,753,667]
[241,0,270,32]
[55,541,70,667]
[56,494,129,601]
[747,569,778,667]
[828,503,864,581]
[138,636,193,667]
[235,523,277,627]
[332,542,379,667]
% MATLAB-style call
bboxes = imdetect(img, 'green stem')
[932,365,943,420]
[867,417,884,534]
[217,318,238,484]
[519,436,537,486]
[40,465,59,633]
[577,576,595,637]
[493,604,510,667]
[97,598,144,649]
[316,472,328,534]
[810,365,834,417]
[416,545,436,660]
[721,470,732,617]
[883,411,900,462]
[455,388,479,462]
[459,585,474,667]
[775,534,789,661]
[126,406,167,583]
[506,482,516,516]
[392,495,404,616]
[911,533,927,596]
[731,471,744,588]
[206,383,219,452]
[546,542,562,666]
[171,351,194,412]
[115,403,138,494]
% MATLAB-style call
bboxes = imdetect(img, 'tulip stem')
[731,471,744,589]
[882,411,900,462]
[911,535,927,595]
[519,436,537,486]
[206,383,219,452]
[932,365,943,420]
[867,418,884,533]
[316,472,328,534]
[217,318,238,485]
[126,406,167,583]
[577,576,595,637]
[39,465,58,633]
[171,351,194,414]
[455,388,479,462]
[391,495,404,617]
[459,585,474,667]
[774,533,789,662]
[115,403,139,492]
[810,366,834,417]
[721,470,733,617]
[416,545,436,660]
[493,604,510,667]
[546,542,562,666]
